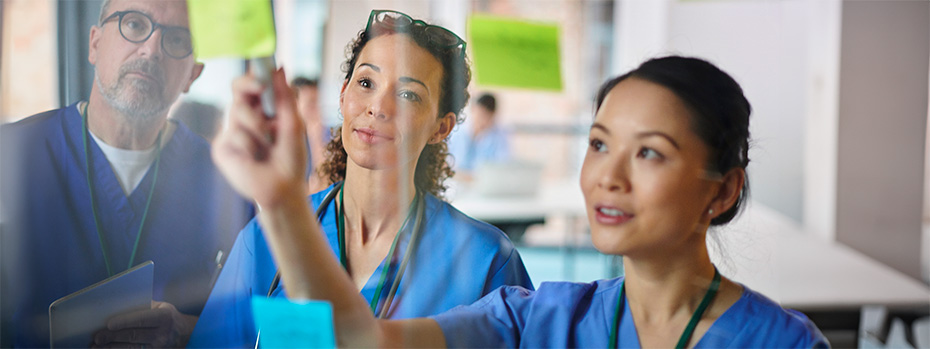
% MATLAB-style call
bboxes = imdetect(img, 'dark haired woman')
[209,55,829,347]
[188,10,532,347]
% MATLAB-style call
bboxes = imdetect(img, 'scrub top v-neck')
[189,183,534,348]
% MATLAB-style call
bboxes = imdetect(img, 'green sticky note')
[187,0,276,59]
[251,297,336,348]
[468,15,562,91]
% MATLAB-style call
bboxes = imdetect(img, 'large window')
[1,0,58,122]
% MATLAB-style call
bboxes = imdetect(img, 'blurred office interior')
[2,0,929,347]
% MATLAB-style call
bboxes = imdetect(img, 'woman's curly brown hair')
[318,16,472,200]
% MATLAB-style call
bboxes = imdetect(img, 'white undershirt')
[89,131,158,196]
[76,103,177,196]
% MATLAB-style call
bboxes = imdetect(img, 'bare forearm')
[381,318,447,348]
[257,192,380,347]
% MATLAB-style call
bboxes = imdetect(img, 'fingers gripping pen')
[250,56,277,117]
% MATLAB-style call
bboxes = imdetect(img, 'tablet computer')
[49,261,154,348]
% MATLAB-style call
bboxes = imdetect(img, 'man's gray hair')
[98,0,113,25]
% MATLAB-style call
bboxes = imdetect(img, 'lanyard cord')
[336,187,349,268]
[336,184,419,317]
[81,102,163,277]
[378,193,424,315]
[266,182,343,297]
[263,182,423,318]
[609,267,721,349]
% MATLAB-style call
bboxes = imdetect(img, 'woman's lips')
[354,127,392,144]
[593,204,634,225]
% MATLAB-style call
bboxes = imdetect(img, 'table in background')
[452,179,586,243]
[712,203,930,347]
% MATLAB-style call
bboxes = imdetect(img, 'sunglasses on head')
[365,10,466,58]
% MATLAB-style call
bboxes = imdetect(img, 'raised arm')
[210,70,445,348]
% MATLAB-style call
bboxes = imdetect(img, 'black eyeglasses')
[101,10,193,59]
[366,10,466,58]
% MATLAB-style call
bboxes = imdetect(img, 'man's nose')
[136,28,163,59]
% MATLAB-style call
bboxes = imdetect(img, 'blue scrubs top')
[0,104,253,347]
[433,277,829,348]
[189,183,534,348]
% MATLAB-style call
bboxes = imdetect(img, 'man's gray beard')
[94,66,170,124]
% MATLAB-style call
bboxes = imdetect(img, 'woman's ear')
[707,168,745,220]
[428,112,456,144]
[339,80,348,107]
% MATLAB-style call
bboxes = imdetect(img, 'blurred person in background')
[189,9,532,348]
[449,92,511,181]
[170,99,223,142]
[0,0,251,347]
[291,77,331,193]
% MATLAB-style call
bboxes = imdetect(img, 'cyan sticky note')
[251,297,336,348]
[186,0,277,59]
[468,15,562,91]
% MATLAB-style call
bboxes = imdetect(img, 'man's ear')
[707,168,745,220]
[428,112,456,144]
[88,26,102,65]
[182,63,205,93]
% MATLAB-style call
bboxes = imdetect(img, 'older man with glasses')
[0,0,252,347]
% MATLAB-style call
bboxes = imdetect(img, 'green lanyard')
[336,185,419,317]
[81,102,163,277]
[609,267,721,349]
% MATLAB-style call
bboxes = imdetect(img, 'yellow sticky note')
[468,15,562,91]
[187,0,276,59]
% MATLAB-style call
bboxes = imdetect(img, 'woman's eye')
[589,139,607,153]
[357,78,372,89]
[398,90,421,102]
[637,147,663,160]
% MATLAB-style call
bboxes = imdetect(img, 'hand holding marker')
[250,56,277,117]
